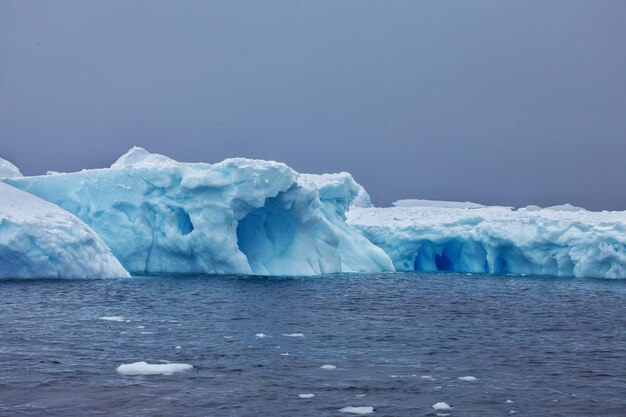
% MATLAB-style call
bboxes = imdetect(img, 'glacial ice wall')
[0,183,129,279]
[6,147,392,276]
[348,205,626,279]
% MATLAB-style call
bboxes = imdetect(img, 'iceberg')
[0,182,129,279]
[6,147,392,276]
[348,204,626,279]
[0,157,22,179]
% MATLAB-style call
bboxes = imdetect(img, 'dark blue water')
[1,273,625,417]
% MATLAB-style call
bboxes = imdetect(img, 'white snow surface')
[0,182,129,279]
[348,205,626,279]
[6,147,392,276]
[0,157,22,178]
[116,361,192,375]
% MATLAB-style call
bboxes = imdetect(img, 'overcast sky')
[1,1,625,209]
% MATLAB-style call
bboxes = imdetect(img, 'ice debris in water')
[255,333,269,338]
[432,402,452,411]
[298,394,315,399]
[116,361,192,376]
[321,364,337,370]
[339,406,374,414]
[175,346,182,350]
[457,376,477,381]
[282,333,304,337]
[99,316,126,322]
[505,399,514,403]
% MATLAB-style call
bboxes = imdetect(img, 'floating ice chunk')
[140,331,153,335]
[175,346,182,350]
[255,333,269,338]
[457,376,477,381]
[298,394,315,399]
[116,361,192,375]
[280,353,290,356]
[421,375,436,381]
[432,402,452,411]
[282,333,304,337]
[355,394,366,398]
[321,364,337,370]
[137,325,145,329]
[339,406,374,414]
[505,399,514,403]
[99,316,126,322]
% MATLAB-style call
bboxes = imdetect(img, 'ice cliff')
[6,147,392,276]
[0,182,129,279]
[348,204,626,279]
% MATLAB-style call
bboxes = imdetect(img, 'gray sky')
[1,1,625,210]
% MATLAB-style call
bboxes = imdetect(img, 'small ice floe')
[321,364,337,370]
[280,353,290,356]
[505,399,514,403]
[433,386,443,390]
[298,394,315,399]
[421,375,436,381]
[509,411,517,414]
[99,316,125,322]
[223,336,233,339]
[175,346,182,350]
[432,402,452,411]
[116,361,192,376]
[255,333,269,338]
[282,333,304,337]
[137,325,145,329]
[355,394,366,398]
[457,376,477,382]
[339,406,374,414]
[140,331,153,335]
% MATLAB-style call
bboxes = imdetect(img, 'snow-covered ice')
[321,364,337,369]
[116,361,192,375]
[6,147,392,276]
[0,157,22,179]
[432,402,452,410]
[298,394,315,399]
[339,406,374,414]
[0,183,129,279]
[348,204,626,278]
[255,333,268,338]
[458,376,477,381]
[282,333,304,337]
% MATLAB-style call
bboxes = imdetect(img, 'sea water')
[1,273,625,416]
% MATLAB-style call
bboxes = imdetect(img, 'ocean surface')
[1,273,625,417]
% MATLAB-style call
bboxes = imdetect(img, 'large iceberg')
[348,203,626,279]
[6,147,392,276]
[0,182,129,279]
